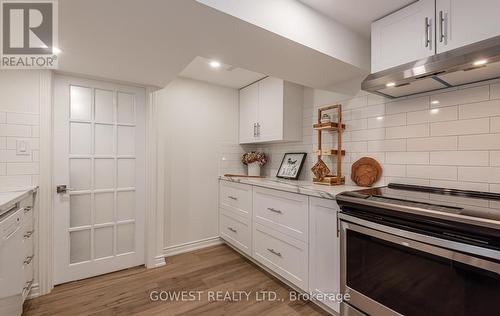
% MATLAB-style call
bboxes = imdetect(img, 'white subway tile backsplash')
[367,94,388,106]
[492,117,500,133]
[430,180,489,192]
[0,112,5,124]
[458,167,500,183]
[0,137,5,149]
[0,163,5,175]
[367,113,406,128]
[430,85,489,108]
[458,134,500,150]
[430,151,489,166]
[386,152,429,165]
[430,118,489,136]
[0,149,32,163]
[368,139,406,152]
[345,119,367,131]
[6,112,39,125]
[0,124,32,137]
[459,99,500,119]
[6,137,39,150]
[6,162,39,175]
[386,96,429,114]
[407,136,457,151]
[0,175,32,189]
[492,83,500,100]
[350,129,385,141]
[406,165,457,181]
[350,104,385,120]
[407,106,458,124]
[385,124,429,139]
[383,164,406,177]
[491,151,500,167]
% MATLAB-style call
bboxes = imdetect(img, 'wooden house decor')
[312,104,345,185]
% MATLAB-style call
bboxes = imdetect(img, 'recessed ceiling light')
[53,47,61,54]
[376,116,384,120]
[430,108,440,114]
[386,82,396,87]
[209,60,221,68]
[431,100,440,105]
[473,59,487,66]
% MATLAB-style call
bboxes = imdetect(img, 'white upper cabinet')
[239,77,302,144]
[436,0,500,53]
[371,0,435,73]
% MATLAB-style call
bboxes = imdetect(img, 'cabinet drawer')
[219,181,252,219]
[220,209,252,256]
[22,207,34,232]
[253,223,308,290]
[253,187,308,242]
[22,256,34,284]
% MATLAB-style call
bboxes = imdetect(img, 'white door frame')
[35,72,164,296]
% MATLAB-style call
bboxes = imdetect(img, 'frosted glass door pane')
[95,89,114,122]
[94,227,113,259]
[70,230,91,263]
[94,193,114,224]
[70,159,91,190]
[117,191,135,221]
[70,86,92,120]
[117,159,135,188]
[70,194,91,227]
[117,223,134,254]
[70,122,91,154]
[94,159,114,189]
[117,126,135,155]
[95,124,114,155]
[117,92,135,124]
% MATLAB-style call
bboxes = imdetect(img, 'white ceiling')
[56,0,367,90]
[179,57,266,89]
[299,0,416,38]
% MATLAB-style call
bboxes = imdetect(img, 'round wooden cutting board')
[351,157,382,187]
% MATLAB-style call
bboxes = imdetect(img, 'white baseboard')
[163,237,223,257]
[152,255,166,268]
[27,283,40,300]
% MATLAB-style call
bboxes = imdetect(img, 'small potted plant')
[242,151,267,176]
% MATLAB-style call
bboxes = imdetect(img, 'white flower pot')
[247,162,261,177]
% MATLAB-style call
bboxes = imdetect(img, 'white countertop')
[0,187,37,214]
[219,176,361,199]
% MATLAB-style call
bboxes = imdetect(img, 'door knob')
[56,185,73,194]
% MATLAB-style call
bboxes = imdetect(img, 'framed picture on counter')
[276,153,307,180]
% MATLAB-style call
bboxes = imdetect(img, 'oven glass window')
[346,230,500,316]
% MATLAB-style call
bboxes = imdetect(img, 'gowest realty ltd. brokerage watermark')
[1,0,58,69]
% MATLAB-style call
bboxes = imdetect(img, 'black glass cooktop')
[337,183,500,229]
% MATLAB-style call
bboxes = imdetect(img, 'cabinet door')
[258,77,283,142]
[436,0,500,53]
[309,197,340,313]
[239,83,259,144]
[371,0,435,73]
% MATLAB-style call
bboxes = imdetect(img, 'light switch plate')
[16,140,30,156]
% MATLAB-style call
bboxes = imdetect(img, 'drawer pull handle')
[24,255,34,265]
[267,207,282,214]
[24,230,34,239]
[267,248,282,257]
[228,227,237,233]
[23,206,33,213]
[23,279,34,291]
[228,196,238,201]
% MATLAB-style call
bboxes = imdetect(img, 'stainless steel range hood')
[362,35,500,99]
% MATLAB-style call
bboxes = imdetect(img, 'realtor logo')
[1,0,58,69]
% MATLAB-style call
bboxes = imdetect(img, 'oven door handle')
[341,218,500,275]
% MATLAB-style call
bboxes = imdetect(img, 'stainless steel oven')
[339,213,500,316]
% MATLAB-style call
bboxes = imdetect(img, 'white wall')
[157,78,245,250]
[254,78,500,193]
[0,70,42,190]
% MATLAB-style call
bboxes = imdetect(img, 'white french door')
[53,76,146,285]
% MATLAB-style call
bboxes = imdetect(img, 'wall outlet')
[16,140,30,156]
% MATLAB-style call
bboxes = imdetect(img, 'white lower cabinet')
[253,223,308,290]
[309,197,341,313]
[218,180,341,314]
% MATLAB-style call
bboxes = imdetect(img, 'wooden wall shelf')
[312,104,344,186]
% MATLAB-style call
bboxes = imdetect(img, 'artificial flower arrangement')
[241,151,267,166]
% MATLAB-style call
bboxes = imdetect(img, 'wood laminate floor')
[23,244,328,316]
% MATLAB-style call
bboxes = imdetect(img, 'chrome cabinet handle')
[424,17,431,48]
[24,230,34,239]
[267,207,282,214]
[23,206,32,213]
[438,11,445,43]
[228,196,238,201]
[267,248,282,257]
[23,279,34,291]
[228,227,237,233]
[24,255,34,265]
[257,123,261,136]
[253,123,257,137]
